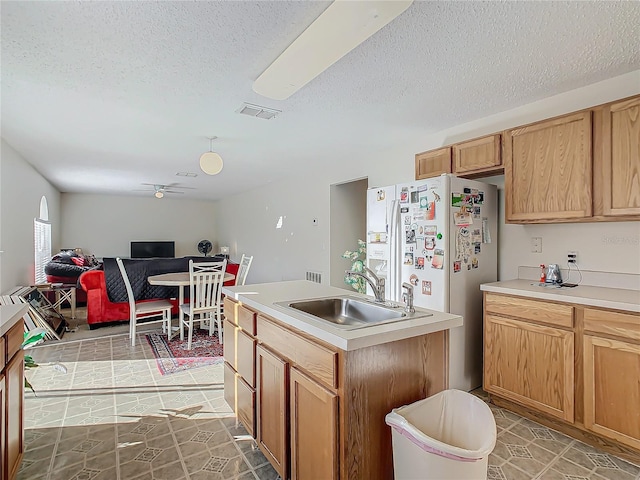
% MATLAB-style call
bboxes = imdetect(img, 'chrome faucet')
[345,266,386,303]
[402,283,415,313]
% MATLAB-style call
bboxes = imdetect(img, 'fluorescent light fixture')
[253,0,413,100]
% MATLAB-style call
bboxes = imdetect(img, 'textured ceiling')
[2,1,639,200]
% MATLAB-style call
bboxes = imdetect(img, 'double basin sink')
[275,295,432,330]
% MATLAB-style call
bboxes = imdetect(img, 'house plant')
[342,239,367,294]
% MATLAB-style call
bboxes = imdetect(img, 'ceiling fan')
[134,183,194,198]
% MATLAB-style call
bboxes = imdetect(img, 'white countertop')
[480,279,640,313]
[223,280,462,351]
[0,303,28,337]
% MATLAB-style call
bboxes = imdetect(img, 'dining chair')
[236,254,254,286]
[116,257,173,347]
[180,259,227,350]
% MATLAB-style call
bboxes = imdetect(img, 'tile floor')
[19,329,640,480]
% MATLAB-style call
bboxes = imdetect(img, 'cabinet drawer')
[257,315,337,389]
[485,293,573,328]
[583,308,640,341]
[237,329,256,387]
[223,319,237,369]
[223,361,237,417]
[238,305,257,335]
[224,297,239,325]
[5,320,24,362]
[237,375,256,438]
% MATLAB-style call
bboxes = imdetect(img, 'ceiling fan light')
[200,151,224,175]
[154,191,164,199]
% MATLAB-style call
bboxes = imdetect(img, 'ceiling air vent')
[237,103,281,120]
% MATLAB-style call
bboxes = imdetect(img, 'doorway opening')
[329,177,368,290]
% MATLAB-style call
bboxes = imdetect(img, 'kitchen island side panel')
[340,330,448,480]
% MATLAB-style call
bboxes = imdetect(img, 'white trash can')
[385,389,497,480]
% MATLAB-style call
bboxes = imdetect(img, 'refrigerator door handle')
[388,199,401,302]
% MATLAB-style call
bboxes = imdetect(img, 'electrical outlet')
[531,237,542,253]
[567,251,578,264]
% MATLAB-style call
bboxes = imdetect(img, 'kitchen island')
[221,280,462,480]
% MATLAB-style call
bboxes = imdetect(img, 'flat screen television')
[130,241,175,258]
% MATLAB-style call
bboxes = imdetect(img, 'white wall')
[0,139,61,291]
[214,71,640,285]
[330,178,368,289]
[61,193,217,258]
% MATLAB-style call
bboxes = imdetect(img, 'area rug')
[146,328,224,375]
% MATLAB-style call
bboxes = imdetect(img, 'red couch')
[79,261,239,328]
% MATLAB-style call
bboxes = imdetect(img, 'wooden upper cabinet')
[453,134,502,176]
[505,111,593,223]
[415,147,452,179]
[595,96,640,217]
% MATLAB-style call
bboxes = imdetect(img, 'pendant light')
[199,136,223,175]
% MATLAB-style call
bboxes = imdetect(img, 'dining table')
[147,271,236,332]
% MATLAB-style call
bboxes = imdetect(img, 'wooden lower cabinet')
[0,373,5,480]
[584,335,640,449]
[290,367,338,480]
[484,292,640,460]
[2,317,25,480]
[4,353,24,480]
[237,375,256,438]
[223,301,256,437]
[256,345,289,480]
[484,314,574,422]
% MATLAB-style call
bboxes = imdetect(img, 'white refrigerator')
[366,174,498,392]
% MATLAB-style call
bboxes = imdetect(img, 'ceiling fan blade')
[164,190,184,194]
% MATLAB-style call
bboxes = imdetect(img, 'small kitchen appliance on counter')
[545,264,562,284]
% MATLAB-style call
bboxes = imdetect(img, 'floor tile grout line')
[43,341,80,480]
[531,438,578,479]
[110,336,122,480]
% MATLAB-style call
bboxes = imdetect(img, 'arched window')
[34,196,51,284]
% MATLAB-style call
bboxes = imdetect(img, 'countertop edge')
[0,304,29,337]
[480,282,640,313]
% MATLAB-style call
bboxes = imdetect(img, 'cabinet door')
[5,354,24,480]
[504,111,592,222]
[290,367,338,480]
[600,96,640,217]
[415,147,452,179]
[484,315,574,422]
[0,373,5,480]
[256,345,289,480]
[453,134,502,176]
[584,335,640,449]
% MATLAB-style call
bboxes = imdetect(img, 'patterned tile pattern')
[17,318,640,480]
